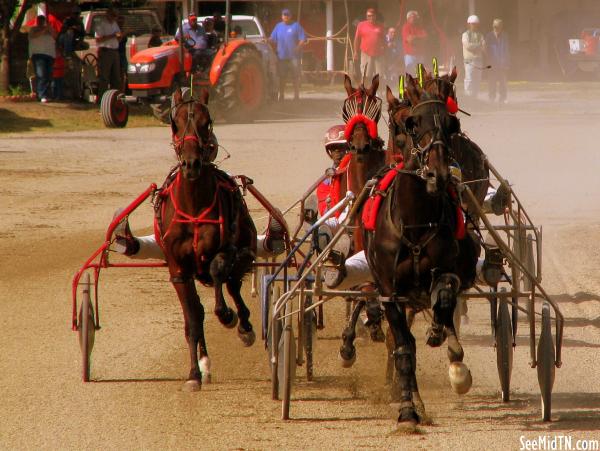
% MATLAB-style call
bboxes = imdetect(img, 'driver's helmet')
[324,124,347,149]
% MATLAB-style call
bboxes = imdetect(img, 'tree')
[0,0,40,93]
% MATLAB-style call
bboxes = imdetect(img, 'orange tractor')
[101,14,278,127]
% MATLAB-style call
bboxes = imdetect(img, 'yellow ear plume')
[433,57,439,78]
[399,75,405,99]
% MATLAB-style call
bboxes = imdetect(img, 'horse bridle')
[171,99,215,163]
[405,99,455,177]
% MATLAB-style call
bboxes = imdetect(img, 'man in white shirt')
[462,15,485,98]
[95,8,122,101]
[29,15,57,103]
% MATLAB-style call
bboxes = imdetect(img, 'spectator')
[402,10,427,75]
[213,11,226,36]
[51,48,65,101]
[385,27,403,85]
[175,13,207,72]
[485,18,509,104]
[58,5,85,56]
[203,18,219,49]
[95,8,122,100]
[462,15,485,98]
[148,26,163,48]
[269,9,307,101]
[353,7,385,82]
[117,15,128,90]
[29,15,57,103]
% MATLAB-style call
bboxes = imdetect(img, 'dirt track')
[1,84,599,450]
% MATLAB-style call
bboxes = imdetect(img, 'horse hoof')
[238,327,256,347]
[426,326,446,347]
[449,362,472,395]
[369,323,386,343]
[199,357,211,384]
[224,309,238,329]
[182,379,201,392]
[395,420,418,434]
[339,347,356,368]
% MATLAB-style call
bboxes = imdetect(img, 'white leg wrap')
[335,251,373,290]
[256,234,272,258]
[482,187,497,214]
[131,234,166,260]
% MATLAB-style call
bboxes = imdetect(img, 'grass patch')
[0,101,163,134]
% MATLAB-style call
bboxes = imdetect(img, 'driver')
[175,12,208,73]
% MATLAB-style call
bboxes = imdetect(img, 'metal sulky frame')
[71,176,296,384]
[261,159,563,423]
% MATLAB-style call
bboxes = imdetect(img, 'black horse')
[366,75,480,430]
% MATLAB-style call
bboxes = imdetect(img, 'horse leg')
[364,296,385,342]
[339,299,365,367]
[172,279,206,391]
[226,277,256,347]
[210,251,238,329]
[432,274,473,394]
[384,302,420,430]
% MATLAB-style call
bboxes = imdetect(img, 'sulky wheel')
[280,298,296,420]
[268,286,282,400]
[537,302,555,421]
[303,284,316,382]
[78,273,96,382]
[495,290,513,402]
[101,89,128,128]
[216,47,266,122]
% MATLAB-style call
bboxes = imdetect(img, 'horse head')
[171,88,216,181]
[404,74,461,195]
[386,85,412,164]
[342,74,383,156]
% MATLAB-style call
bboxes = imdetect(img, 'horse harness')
[153,100,239,284]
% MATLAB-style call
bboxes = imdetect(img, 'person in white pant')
[462,15,485,99]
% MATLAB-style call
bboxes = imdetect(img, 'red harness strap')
[362,163,404,231]
[154,172,229,265]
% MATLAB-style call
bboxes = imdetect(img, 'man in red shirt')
[353,8,384,82]
[402,10,428,75]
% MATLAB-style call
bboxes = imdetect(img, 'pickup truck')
[78,8,171,62]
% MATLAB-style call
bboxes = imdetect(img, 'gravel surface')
[1,84,599,450]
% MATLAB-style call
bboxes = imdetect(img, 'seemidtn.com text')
[520,435,600,451]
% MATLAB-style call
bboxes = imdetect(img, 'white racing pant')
[322,185,501,289]
[129,234,274,260]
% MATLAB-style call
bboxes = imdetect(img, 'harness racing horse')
[156,88,257,391]
[421,68,490,221]
[333,75,390,363]
[366,75,479,430]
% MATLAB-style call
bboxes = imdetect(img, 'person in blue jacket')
[269,8,307,101]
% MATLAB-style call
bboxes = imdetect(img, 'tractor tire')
[216,47,266,122]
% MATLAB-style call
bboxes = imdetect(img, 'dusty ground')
[1,83,599,450]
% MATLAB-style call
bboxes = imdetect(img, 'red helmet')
[324,124,347,149]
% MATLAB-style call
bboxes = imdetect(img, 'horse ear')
[199,88,209,105]
[405,74,421,105]
[367,74,379,97]
[173,87,183,105]
[450,67,458,83]
[385,85,397,107]
[344,74,355,96]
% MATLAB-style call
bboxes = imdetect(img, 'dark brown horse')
[422,68,490,221]
[156,88,257,391]
[334,74,388,361]
[366,75,479,430]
